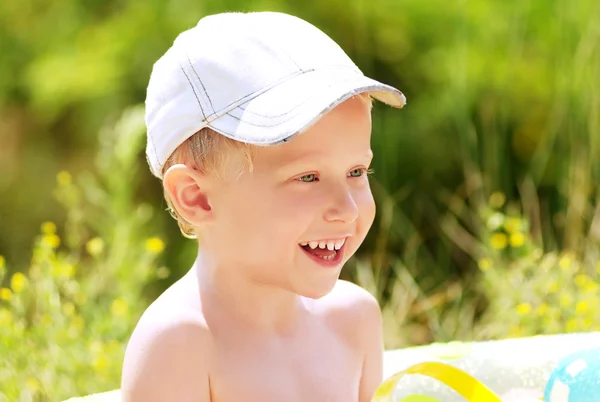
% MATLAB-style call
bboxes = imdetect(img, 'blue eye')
[299,173,318,182]
[349,168,364,177]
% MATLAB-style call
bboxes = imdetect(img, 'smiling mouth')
[299,238,346,265]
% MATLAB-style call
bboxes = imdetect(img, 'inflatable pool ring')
[372,361,502,402]
[374,347,600,402]
[544,348,600,402]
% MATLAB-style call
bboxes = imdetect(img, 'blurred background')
[1,0,600,400]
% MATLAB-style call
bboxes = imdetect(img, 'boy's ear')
[162,164,214,227]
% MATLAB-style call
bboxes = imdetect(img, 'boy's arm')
[121,317,211,402]
[357,291,384,402]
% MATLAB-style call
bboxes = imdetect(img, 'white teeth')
[321,253,335,261]
[302,238,347,251]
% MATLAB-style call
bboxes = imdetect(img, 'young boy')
[121,10,405,402]
[120,10,545,402]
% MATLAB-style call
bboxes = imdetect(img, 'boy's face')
[206,96,375,299]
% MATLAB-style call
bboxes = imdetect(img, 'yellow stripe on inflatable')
[372,361,502,402]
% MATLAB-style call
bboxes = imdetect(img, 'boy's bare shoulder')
[126,270,207,340]
[121,272,211,401]
[320,280,380,312]
[316,280,382,334]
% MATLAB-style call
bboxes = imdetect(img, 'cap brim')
[207,67,406,145]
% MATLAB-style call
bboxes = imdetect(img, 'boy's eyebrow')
[278,150,373,169]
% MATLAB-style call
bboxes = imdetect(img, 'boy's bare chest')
[209,327,363,402]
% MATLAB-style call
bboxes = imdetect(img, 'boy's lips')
[298,238,347,268]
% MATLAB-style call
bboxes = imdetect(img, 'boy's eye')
[299,173,318,182]
[348,168,364,177]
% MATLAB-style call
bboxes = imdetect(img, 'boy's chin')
[292,279,339,300]
[299,289,333,300]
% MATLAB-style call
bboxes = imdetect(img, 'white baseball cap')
[145,11,406,179]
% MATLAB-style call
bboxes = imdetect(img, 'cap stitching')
[203,68,312,122]
[209,84,373,145]
[233,70,366,119]
[187,56,216,117]
[223,77,364,129]
[179,63,207,120]
[234,64,363,115]
[224,77,340,122]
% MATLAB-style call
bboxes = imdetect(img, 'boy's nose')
[323,186,359,224]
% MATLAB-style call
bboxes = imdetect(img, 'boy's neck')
[192,250,309,334]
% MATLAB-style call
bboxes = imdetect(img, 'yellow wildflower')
[59,264,76,278]
[575,301,589,314]
[516,302,532,316]
[0,288,12,301]
[504,217,522,234]
[574,274,598,293]
[535,303,548,316]
[10,272,28,293]
[26,377,40,391]
[57,171,72,186]
[93,355,110,371]
[477,257,492,272]
[583,281,598,293]
[41,221,57,234]
[489,192,506,209]
[111,298,128,316]
[490,233,508,249]
[86,237,105,256]
[509,232,526,248]
[42,234,61,249]
[559,253,574,271]
[145,237,165,254]
[566,318,578,332]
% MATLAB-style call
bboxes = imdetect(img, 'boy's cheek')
[359,191,377,230]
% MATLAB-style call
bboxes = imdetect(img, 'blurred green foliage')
[0,108,169,401]
[1,0,600,400]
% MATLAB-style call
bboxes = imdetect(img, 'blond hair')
[161,128,253,239]
[161,93,373,239]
